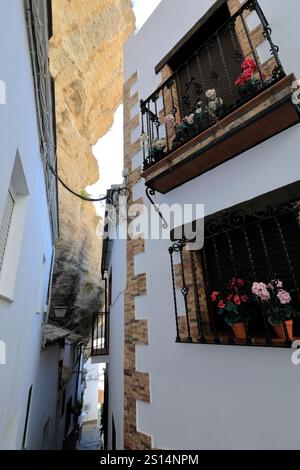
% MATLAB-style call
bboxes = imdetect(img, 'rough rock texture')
[49,0,135,336]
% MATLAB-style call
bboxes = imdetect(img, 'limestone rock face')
[50,0,135,336]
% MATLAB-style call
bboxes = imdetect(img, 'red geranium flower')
[242,58,257,71]
[227,294,233,301]
[241,295,249,303]
[242,67,254,81]
[218,300,225,309]
[234,295,241,305]
[211,291,220,302]
[235,76,245,86]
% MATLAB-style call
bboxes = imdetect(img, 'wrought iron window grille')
[169,201,300,347]
[91,311,109,356]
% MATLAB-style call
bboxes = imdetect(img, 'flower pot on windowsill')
[272,319,293,339]
[231,322,247,340]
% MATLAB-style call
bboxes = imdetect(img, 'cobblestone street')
[78,421,102,451]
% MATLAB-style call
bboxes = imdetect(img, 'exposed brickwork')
[227,0,277,80]
[132,320,148,345]
[123,71,152,450]
[122,2,283,449]
[161,64,173,82]
[160,65,181,148]
[174,249,210,341]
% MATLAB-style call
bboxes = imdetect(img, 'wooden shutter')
[0,190,15,272]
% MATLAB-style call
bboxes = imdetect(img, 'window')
[112,415,116,450]
[203,205,300,340]
[65,397,72,438]
[168,3,241,119]
[42,418,51,449]
[169,196,300,347]
[58,359,63,390]
[0,152,29,301]
[0,189,15,273]
[108,270,112,307]
[22,385,33,449]
[61,389,66,417]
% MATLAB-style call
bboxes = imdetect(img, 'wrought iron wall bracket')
[145,187,168,229]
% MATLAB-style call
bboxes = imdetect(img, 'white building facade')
[0,0,58,449]
[102,0,300,450]
[82,358,102,424]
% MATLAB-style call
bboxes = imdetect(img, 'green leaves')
[218,301,241,325]
[265,303,299,325]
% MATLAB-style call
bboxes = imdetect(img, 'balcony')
[140,0,300,193]
[91,312,109,360]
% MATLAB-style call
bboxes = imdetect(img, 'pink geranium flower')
[183,113,194,125]
[277,290,291,305]
[252,282,270,301]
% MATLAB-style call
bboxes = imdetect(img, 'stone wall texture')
[49,0,135,336]
[123,72,152,450]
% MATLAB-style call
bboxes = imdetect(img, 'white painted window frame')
[0,186,16,274]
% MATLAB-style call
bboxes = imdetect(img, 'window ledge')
[179,334,298,348]
[143,74,300,194]
[0,293,14,304]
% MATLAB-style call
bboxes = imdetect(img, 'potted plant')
[204,89,224,123]
[235,58,266,96]
[251,280,298,339]
[170,117,193,147]
[211,277,251,340]
[72,398,83,417]
[147,137,167,162]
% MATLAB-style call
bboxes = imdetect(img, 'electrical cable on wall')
[46,161,131,203]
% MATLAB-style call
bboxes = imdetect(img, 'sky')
[133,0,162,30]
[86,0,162,216]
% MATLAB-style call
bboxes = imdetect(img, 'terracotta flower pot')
[231,322,247,340]
[273,320,293,339]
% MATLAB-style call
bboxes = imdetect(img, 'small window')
[0,152,29,301]
[61,389,66,417]
[112,415,116,450]
[0,189,15,273]
[22,385,33,449]
[108,270,112,307]
[58,359,63,389]
[65,397,73,437]
[42,418,51,449]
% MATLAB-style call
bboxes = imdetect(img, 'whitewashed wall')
[107,232,126,450]
[26,344,60,450]
[0,0,55,449]
[123,0,300,449]
[82,358,101,423]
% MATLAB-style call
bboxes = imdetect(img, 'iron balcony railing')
[140,0,285,170]
[169,200,300,347]
[91,312,109,356]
